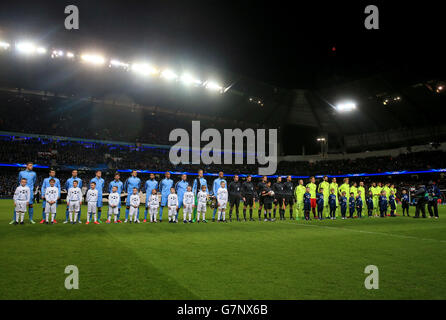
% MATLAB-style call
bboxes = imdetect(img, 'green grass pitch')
[0,200,445,300]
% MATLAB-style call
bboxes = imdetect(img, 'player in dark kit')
[257,176,268,221]
[389,191,397,217]
[282,176,294,220]
[356,191,363,218]
[228,175,242,222]
[261,181,274,221]
[303,187,311,220]
[272,176,285,220]
[241,175,256,221]
[366,191,374,217]
[316,189,324,220]
[379,191,388,218]
[401,189,410,216]
[427,182,441,219]
[349,192,355,218]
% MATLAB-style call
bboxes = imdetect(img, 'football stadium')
[0,1,445,306]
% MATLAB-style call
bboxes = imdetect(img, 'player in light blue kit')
[143,173,158,223]
[108,173,124,222]
[212,171,227,221]
[124,170,141,223]
[175,174,189,221]
[159,171,174,222]
[10,162,37,224]
[90,170,105,223]
[64,170,83,223]
[40,169,61,224]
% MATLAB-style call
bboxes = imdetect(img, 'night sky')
[0,1,444,90]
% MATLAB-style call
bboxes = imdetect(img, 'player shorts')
[243,196,254,207]
[87,202,97,214]
[284,196,294,206]
[97,194,103,208]
[109,206,119,215]
[264,202,272,210]
[149,206,159,216]
[183,204,193,214]
[177,194,184,208]
[274,196,284,205]
[168,205,177,216]
[310,198,317,209]
[69,201,80,212]
[129,206,138,217]
[218,201,227,209]
[258,195,264,206]
[161,194,169,207]
[197,202,207,212]
[229,196,241,206]
[45,202,57,214]
[15,200,27,213]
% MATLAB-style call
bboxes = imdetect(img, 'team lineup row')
[11,162,442,225]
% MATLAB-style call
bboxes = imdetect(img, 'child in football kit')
[356,190,363,218]
[167,187,179,223]
[147,189,159,223]
[316,189,324,220]
[348,192,355,218]
[401,189,410,216]
[379,190,388,218]
[13,178,31,224]
[340,191,347,219]
[217,181,229,222]
[389,191,396,217]
[67,180,82,224]
[86,182,99,224]
[303,187,311,220]
[129,188,141,223]
[182,186,195,223]
[44,178,59,224]
[107,186,121,223]
[366,191,374,217]
[196,185,208,223]
[328,189,337,220]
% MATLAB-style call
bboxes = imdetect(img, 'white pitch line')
[283,221,446,244]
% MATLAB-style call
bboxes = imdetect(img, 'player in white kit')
[44,178,59,224]
[13,178,31,225]
[217,181,228,222]
[182,186,195,223]
[107,186,120,223]
[147,189,159,223]
[129,188,141,223]
[67,180,83,224]
[197,185,209,223]
[86,182,99,224]
[167,187,179,223]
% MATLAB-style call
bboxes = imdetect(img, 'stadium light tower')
[0,41,10,50]
[317,137,328,157]
[335,101,356,112]
[16,42,46,55]
[80,54,105,65]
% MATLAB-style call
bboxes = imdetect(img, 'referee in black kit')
[228,175,242,222]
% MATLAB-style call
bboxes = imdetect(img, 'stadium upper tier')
[1,133,445,176]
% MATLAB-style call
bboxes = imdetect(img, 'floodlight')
[180,73,202,85]
[0,41,10,49]
[110,59,129,69]
[161,69,178,80]
[205,81,223,92]
[16,42,37,54]
[51,50,64,58]
[335,102,356,112]
[131,63,158,76]
[80,54,105,65]
[66,52,75,58]
[36,47,47,54]
[317,137,326,142]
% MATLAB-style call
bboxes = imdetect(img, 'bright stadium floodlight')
[161,69,178,80]
[205,81,223,92]
[131,63,158,76]
[16,42,37,54]
[335,101,356,112]
[180,73,202,86]
[51,50,64,58]
[0,41,10,50]
[109,59,129,69]
[36,47,47,54]
[317,137,326,142]
[66,52,75,58]
[80,54,105,65]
